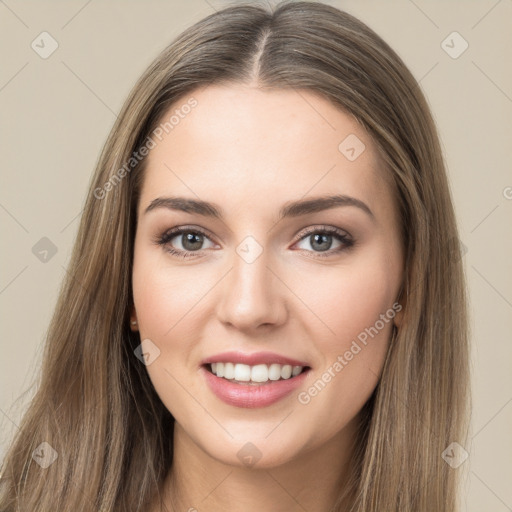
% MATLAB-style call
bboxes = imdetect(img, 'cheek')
[291,257,396,416]
[132,241,208,340]
[133,270,187,338]
[294,255,397,350]
[131,246,218,391]
[131,251,206,418]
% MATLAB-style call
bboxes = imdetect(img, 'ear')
[129,303,138,331]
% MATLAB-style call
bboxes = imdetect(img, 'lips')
[201,366,310,408]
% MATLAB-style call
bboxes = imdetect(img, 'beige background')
[1,0,511,509]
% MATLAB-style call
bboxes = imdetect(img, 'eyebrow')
[144,194,374,221]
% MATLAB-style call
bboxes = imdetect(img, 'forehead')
[139,84,389,216]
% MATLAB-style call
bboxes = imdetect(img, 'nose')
[215,243,288,332]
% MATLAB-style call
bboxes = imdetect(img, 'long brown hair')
[0,1,470,510]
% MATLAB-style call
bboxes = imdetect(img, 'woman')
[0,1,470,510]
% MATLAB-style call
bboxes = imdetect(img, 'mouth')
[203,362,310,385]
[200,353,312,408]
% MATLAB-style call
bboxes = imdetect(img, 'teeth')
[292,365,302,376]
[281,365,292,379]
[234,363,251,381]
[224,362,235,379]
[268,363,282,381]
[251,364,268,383]
[209,362,305,383]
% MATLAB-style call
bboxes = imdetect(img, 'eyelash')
[154,225,354,260]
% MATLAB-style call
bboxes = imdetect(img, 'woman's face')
[131,83,404,468]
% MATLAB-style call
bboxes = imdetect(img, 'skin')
[130,83,404,511]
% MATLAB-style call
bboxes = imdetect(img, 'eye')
[155,225,354,260]
[154,226,217,259]
[293,226,354,258]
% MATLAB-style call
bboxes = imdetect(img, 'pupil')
[183,233,203,250]
[311,233,331,252]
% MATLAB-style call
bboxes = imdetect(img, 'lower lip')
[201,366,310,408]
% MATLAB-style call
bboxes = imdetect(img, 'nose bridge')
[216,236,285,329]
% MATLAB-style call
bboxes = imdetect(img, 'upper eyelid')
[160,225,217,243]
[299,225,351,237]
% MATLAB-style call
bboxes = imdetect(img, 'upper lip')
[201,351,310,368]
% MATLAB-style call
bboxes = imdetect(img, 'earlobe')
[129,304,138,331]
